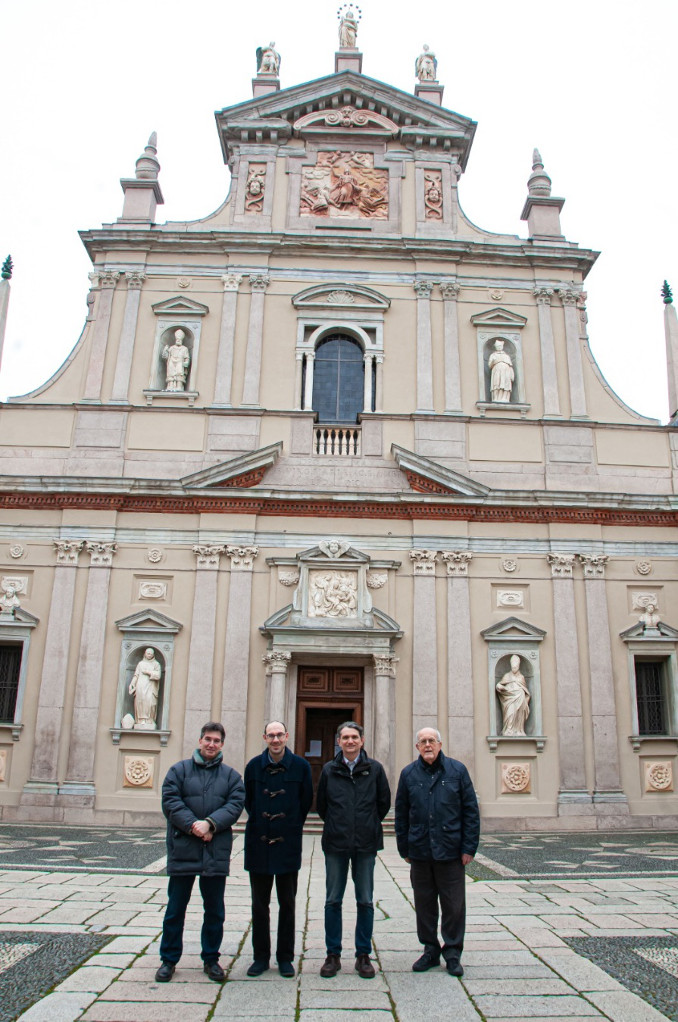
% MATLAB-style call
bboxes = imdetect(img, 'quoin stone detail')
[123,756,154,788]
[645,761,674,792]
[501,762,531,794]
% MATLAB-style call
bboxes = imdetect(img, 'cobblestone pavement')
[0,829,676,1021]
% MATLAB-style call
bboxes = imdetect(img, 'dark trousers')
[249,871,298,963]
[159,874,226,964]
[410,858,466,963]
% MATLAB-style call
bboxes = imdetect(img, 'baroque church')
[1,13,677,829]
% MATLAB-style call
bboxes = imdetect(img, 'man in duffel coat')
[155,721,245,983]
[394,726,480,978]
[316,720,391,980]
[244,719,313,978]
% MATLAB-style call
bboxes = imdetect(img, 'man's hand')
[461,853,474,866]
[191,820,211,839]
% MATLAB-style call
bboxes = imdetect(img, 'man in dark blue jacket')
[394,727,479,978]
[243,720,312,979]
[155,721,245,984]
[316,720,391,980]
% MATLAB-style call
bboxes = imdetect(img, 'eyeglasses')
[417,738,439,746]
[265,732,286,741]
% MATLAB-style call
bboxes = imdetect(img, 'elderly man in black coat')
[244,720,313,978]
[155,721,245,984]
[395,726,480,978]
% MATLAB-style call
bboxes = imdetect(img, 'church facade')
[1,26,677,829]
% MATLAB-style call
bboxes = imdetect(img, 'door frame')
[295,698,363,761]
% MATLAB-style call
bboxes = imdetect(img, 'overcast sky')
[1,0,676,420]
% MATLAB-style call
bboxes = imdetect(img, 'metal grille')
[635,660,667,735]
[0,644,21,722]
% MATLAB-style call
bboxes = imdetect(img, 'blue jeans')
[324,852,375,956]
[159,874,226,964]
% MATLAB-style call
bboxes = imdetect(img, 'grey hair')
[416,727,441,744]
[336,720,363,741]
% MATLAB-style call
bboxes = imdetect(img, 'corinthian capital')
[193,544,225,569]
[557,287,579,306]
[441,551,473,576]
[222,273,244,292]
[373,653,399,678]
[125,271,145,289]
[547,553,575,577]
[86,541,118,567]
[577,553,608,578]
[410,549,438,575]
[413,280,434,299]
[533,287,554,306]
[263,650,291,674]
[439,280,460,300]
[54,540,84,565]
[226,545,259,570]
[249,274,270,293]
[93,270,120,289]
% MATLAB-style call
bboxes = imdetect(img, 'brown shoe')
[355,953,376,979]
[320,953,341,977]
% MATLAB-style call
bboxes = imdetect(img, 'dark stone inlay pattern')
[479,831,678,879]
[0,823,166,872]
[0,930,112,1022]
[564,935,678,1021]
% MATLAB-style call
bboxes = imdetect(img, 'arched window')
[312,334,364,423]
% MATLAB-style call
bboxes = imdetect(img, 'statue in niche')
[309,571,358,618]
[256,42,280,76]
[162,328,191,391]
[424,171,443,220]
[415,44,437,82]
[488,338,515,402]
[338,5,360,47]
[245,165,266,213]
[496,654,531,736]
[129,647,162,729]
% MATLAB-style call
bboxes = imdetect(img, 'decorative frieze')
[501,762,531,794]
[441,551,472,576]
[225,545,258,571]
[645,761,674,792]
[86,541,117,567]
[410,550,438,575]
[578,554,608,578]
[123,756,154,788]
[54,540,83,565]
[547,553,575,577]
[193,544,225,569]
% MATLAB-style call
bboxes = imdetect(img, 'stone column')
[23,541,83,802]
[303,351,315,411]
[221,545,258,773]
[558,289,588,418]
[363,352,373,412]
[533,288,561,417]
[440,281,462,413]
[110,272,145,402]
[441,552,474,773]
[241,275,269,406]
[373,653,398,789]
[61,542,118,800]
[213,273,243,406]
[83,271,120,402]
[578,554,627,809]
[547,553,590,808]
[414,280,434,412]
[182,545,225,757]
[375,354,384,412]
[263,650,291,727]
[294,352,304,410]
[410,550,439,741]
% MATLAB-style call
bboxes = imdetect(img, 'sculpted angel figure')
[162,328,191,391]
[415,44,437,82]
[496,655,531,736]
[488,338,515,402]
[256,41,280,76]
[129,647,162,729]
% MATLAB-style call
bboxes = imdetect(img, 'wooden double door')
[295,666,363,803]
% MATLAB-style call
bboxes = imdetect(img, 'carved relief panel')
[300,151,388,219]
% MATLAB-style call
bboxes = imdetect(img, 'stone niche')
[112,609,182,745]
[481,617,546,753]
[144,296,209,404]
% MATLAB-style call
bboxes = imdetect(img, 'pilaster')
[533,288,561,417]
[182,545,225,756]
[442,552,474,772]
[413,280,434,413]
[83,271,120,402]
[373,653,398,789]
[220,545,259,772]
[263,650,291,727]
[440,281,462,413]
[241,275,270,406]
[410,549,439,740]
[213,274,243,406]
[110,272,145,402]
[558,288,588,418]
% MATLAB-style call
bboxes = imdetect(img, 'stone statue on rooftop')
[257,42,280,76]
[338,4,361,48]
[415,45,437,82]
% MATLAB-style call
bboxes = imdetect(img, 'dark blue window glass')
[312,335,364,423]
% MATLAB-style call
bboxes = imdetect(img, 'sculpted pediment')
[470,307,528,330]
[181,443,282,489]
[392,445,491,497]
[620,620,678,641]
[292,283,390,311]
[293,105,398,140]
[151,296,209,317]
[481,617,547,641]
[116,609,182,633]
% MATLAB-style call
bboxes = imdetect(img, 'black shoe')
[155,961,175,982]
[446,959,464,977]
[412,950,441,972]
[320,953,341,977]
[204,960,225,982]
[247,959,270,977]
[278,960,295,978]
[355,953,376,979]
